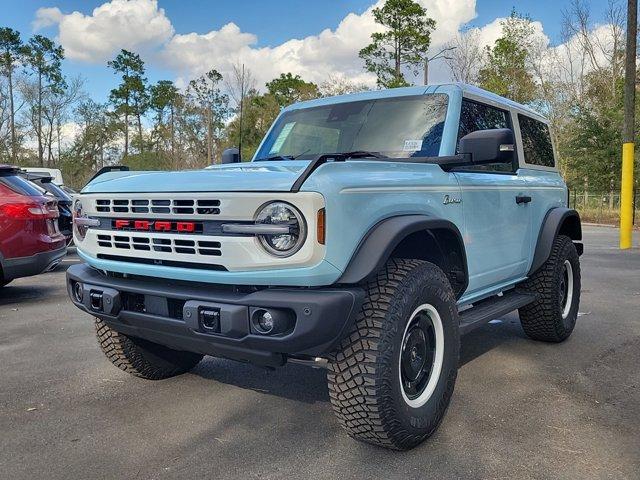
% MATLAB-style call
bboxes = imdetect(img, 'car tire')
[95,318,204,380]
[327,258,460,450]
[518,235,581,342]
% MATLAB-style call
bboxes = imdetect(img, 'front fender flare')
[336,215,468,293]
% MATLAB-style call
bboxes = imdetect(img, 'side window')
[518,115,555,167]
[457,99,512,172]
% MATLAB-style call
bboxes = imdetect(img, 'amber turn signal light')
[317,208,326,245]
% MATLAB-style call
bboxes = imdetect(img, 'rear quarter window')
[0,175,47,196]
[518,114,555,167]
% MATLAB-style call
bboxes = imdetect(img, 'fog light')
[73,282,83,303]
[256,310,274,334]
[251,308,294,335]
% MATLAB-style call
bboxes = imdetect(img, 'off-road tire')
[327,259,460,450]
[0,269,10,287]
[95,318,203,379]
[518,235,581,342]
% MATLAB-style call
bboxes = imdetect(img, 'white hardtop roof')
[286,83,546,121]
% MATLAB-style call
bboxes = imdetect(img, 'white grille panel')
[95,198,221,215]
[96,233,221,257]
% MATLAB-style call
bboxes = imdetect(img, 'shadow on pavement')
[459,315,525,366]
[0,282,60,306]
[191,356,330,404]
[187,315,527,404]
[0,263,73,306]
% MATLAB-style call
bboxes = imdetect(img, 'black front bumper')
[66,264,364,367]
[3,246,66,280]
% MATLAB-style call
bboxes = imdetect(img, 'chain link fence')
[569,190,639,225]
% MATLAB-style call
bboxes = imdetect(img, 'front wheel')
[95,318,204,380]
[327,259,460,450]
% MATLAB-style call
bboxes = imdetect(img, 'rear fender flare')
[529,207,582,275]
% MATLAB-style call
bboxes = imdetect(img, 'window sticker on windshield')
[269,122,296,153]
[403,139,423,151]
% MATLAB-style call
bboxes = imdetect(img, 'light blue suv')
[67,84,583,450]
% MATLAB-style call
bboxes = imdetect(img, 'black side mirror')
[458,128,514,165]
[221,148,241,164]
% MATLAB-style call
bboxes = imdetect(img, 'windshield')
[255,93,449,160]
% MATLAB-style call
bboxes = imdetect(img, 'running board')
[459,290,536,335]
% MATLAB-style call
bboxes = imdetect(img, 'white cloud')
[33,0,477,86]
[34,0,614,95]
[32,7,64,30]
[162,0,478,89]
[33,0,174,62]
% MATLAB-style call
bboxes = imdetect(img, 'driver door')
[454,99,532,297]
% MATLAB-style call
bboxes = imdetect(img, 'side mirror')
[458,128,514,165]
[221,148,241,164]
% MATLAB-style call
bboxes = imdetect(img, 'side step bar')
[459,290,537,335]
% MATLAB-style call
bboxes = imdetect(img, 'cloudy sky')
[3,0,613,100]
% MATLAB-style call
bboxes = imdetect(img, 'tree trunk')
[47,117,54,165]
[206,107,212,165]
[610,179,615,210]
[137,113,143,154]
[123,110,129,158]
[170,105,175,159]
[394,34,401,79]
[8,66,16,162]
[156,110,164,154]
[57,119,61,164]
[38,71,43,167]
[424,59,429,85]
[100,138,104,169]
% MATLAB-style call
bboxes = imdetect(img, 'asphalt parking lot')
[1,226,638,480]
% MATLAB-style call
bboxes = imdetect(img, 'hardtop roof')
[285,83,546,121]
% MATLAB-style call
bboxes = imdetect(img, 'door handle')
[516,195,532,205]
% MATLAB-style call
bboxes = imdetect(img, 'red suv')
[0,166,66,287]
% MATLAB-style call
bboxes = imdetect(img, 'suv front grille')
[97,234,221,256]
[95,198,221,215]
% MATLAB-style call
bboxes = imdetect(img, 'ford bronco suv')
[67,84,582,450]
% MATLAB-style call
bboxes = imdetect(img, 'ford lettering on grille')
[112,219,199,233]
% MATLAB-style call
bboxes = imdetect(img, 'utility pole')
[620,0,637,249]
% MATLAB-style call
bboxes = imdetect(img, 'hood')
[81,161,311,194]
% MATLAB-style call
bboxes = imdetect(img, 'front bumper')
[66,263,364,367]
[2,246,67,280]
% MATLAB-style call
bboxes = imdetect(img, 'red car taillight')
[0,200,59,219]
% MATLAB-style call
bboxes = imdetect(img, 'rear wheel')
[519,235,581,342]
[327,259,459,450]
[95,318,203,380]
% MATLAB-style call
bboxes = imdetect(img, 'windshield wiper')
[255,149,310,162]
[340,150,387,159]
[256,154,296,161]
[256,150,385,162]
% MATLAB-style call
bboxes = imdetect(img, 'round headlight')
[255,202,306,257]
[73,199,87,241]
